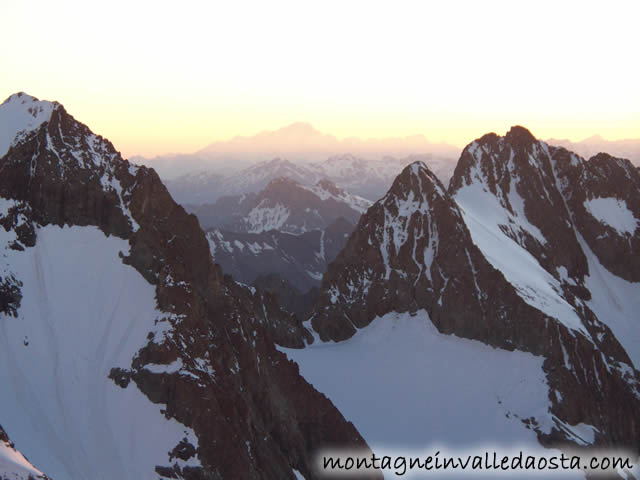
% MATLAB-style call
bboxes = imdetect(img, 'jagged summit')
[451,125,640,280]
[471,126,535,147]
[504,124,537,145]
[452,125,562,203]
[386,160,446,198]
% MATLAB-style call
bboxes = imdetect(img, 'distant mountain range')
[132,122,461,179]
[547,135,640,166]
[166,155,458,206]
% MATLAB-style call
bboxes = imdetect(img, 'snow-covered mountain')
[308,153,457,201]
[0,93,372,480]
[297,127,640,470]
[165,158,321,205]
[166,154,457,206]
[189,176,370,233]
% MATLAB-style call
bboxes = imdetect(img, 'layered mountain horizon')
[131,121,462,180]
[1,92,638,479]
[131,120,640,181]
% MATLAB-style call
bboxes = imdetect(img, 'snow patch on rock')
[245,202,290,233]
[584,197,638,235]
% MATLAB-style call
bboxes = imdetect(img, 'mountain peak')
[407,160,429,174]
[2,91,41,106]
[264,157,295,166]
[315,177,343,195]
[402,160,436,184]
[583,134,605,143]
[243,157,298,174]
[505,125,536,145]
[386,160,446,201]
[1,92,60,112]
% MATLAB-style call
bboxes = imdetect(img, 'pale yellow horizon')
[2,0,638,158]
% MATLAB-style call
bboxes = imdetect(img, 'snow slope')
[282,311,587,478]
[454,181,588,337]
[578,234,640,368]
[284,311,553,449]
[0,224,198,479]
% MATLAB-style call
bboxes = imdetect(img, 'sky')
[1,0,638,158]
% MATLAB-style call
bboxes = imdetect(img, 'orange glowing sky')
[2,0,638,158]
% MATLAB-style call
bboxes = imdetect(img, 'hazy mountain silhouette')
[134,122,461,179]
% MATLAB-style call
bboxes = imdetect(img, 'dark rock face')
[311,162,496,342]
[0,424,9,444]
[206,216,354,295]
[186,192,258,231]
[253,273,320,318]
[322,216,354,262]
[310,129,640,455]
[0,274,22,317]
[0,98,375,479]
